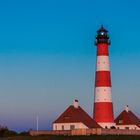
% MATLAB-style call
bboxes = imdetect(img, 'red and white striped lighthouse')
[93,26,115,128]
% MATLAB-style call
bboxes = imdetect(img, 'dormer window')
[119,120,123,124]
[64,116,71,119]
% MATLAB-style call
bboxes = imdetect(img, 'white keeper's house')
[115,106,140,130]
[53,100,101,130]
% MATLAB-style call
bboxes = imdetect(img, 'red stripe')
[95,71,111,87]
[97,43,109,56]
[93,102,114,122]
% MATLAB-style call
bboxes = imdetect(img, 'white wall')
[96,56,110,71]
[98,122,116,129]
[94,87,112,102]
[116,125,140,130]
[53,122,88,130]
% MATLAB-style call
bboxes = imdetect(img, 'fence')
[29,128,140,136]
[29,130,71,136]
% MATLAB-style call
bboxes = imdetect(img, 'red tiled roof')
[53,105,101,128]
[115,110,140,127]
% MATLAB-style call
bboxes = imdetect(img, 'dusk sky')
[0,0,140,132]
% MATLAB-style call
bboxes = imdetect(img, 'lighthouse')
[93,26,115,128]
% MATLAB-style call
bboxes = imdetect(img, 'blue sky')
[0,0,140,132]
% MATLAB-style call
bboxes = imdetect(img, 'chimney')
[125,105,129,112]
[73,99,79,108]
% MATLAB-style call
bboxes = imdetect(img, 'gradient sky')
[0,0,140,132]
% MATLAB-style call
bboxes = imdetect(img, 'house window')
[55,125,57,130]
[70,125,75,130]
[62,125,64,130]
[125,127,129,130]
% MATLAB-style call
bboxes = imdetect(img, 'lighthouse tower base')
[98,122,116,129]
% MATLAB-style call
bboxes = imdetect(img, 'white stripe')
[96,56,110,71]
[94,87,112,102]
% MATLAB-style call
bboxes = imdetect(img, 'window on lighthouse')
[100,31,104,35]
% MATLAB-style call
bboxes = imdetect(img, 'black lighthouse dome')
[96,25,110,45]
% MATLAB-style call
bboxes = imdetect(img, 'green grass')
[1,135,140,140]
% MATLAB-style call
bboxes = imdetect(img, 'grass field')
[1,135,140,140]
